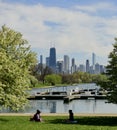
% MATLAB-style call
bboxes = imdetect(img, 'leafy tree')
[45,74,62,85]
[97,38,117,103]
[0,25,37,111]
[62,74,74,84]
[28,75,39,88]
[92,74,107,84]
[39,66,53,84]
[30,64,53,83]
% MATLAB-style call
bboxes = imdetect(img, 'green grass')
[0,116,117,130]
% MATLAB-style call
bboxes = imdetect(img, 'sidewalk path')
[0,113,117,117]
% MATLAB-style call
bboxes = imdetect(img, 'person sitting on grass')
[67,110,77,123]
[30,109,42,122]
[69,109,74,121]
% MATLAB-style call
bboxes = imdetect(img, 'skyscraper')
[64,55,69,74]
[49,47,56,72]
[71,58,76,73]
[79,64,85,72]
[57,60,63,74]
[40,55,43,64]
[95,63,100,74]
[71,58,75,66]
[86,59,90,73]
[92,53,96,66]
[46,57,50,67]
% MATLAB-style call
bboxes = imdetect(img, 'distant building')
[86,59,90,73]
[63,55,70,74]
[100,65,105,73]
[90,65,95,74]
[95,63,100,74]
[49,47,56,72]
[46,57,50,67]
[78,64,85,72]
[40,55,43,64]
[57,60,64,74]
[71,58,77,73]
[92,53,96,66]
[72,58,75,66]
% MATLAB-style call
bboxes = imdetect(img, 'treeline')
[44,72,107,86]
[29,64,107,87]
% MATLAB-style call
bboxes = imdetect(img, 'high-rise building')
[95,63,100,74]
[78,64,85,72]
[86,59,90,73]
[40,55,43,64]
[71,58,76,73]
[49,47,56,72]
[56,60,63,74]
[90,65,95,74]
[46,57,49,67]
[64,55,69,74]
[71,58,75,66]
[100,65,105,73]
[92,53,96,66]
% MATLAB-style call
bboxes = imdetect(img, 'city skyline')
[40,46,104,67]
[0,0,117,65]
[41,47,105,74]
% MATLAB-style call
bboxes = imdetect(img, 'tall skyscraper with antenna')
[49,47,56,72]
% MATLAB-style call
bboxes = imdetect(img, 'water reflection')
[1,99,117,114]
[20,99,117,114]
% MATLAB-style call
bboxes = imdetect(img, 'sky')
[0,0,117,66]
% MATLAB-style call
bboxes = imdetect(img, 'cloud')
[74,2,117,13]
[0,1,116,65]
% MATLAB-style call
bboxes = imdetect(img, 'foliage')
[30,64,52,84]
[62,74,74,84]
[0,116,117,130]
[0,25,37,111]
[28,75,39,88]
[62,72,94,84]
[30,64,107,86]
[75,72,92,83]
[32,69,107,87]
[39,66,53,83]
[97,38,117,103]
[44,74,62,85]
[92,74,107,84]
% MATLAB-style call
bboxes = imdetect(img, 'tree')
[39,65,53,84]
[62,74,74,84]
[92,74,107,84]
[0,25,37,111]
[98,38,117,103]
[30,64,53,83]
[44,74,62,85]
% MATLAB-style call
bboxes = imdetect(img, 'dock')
[27,90,107,103]
[28,95,65,100]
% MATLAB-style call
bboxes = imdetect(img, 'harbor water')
[1,83,117,114]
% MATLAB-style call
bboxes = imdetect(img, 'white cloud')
[0,1,116,65]
[74,2,117,13]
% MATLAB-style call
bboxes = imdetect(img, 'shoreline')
[0,113,117,117]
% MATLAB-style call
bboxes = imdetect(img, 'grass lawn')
[0,116,117,130]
